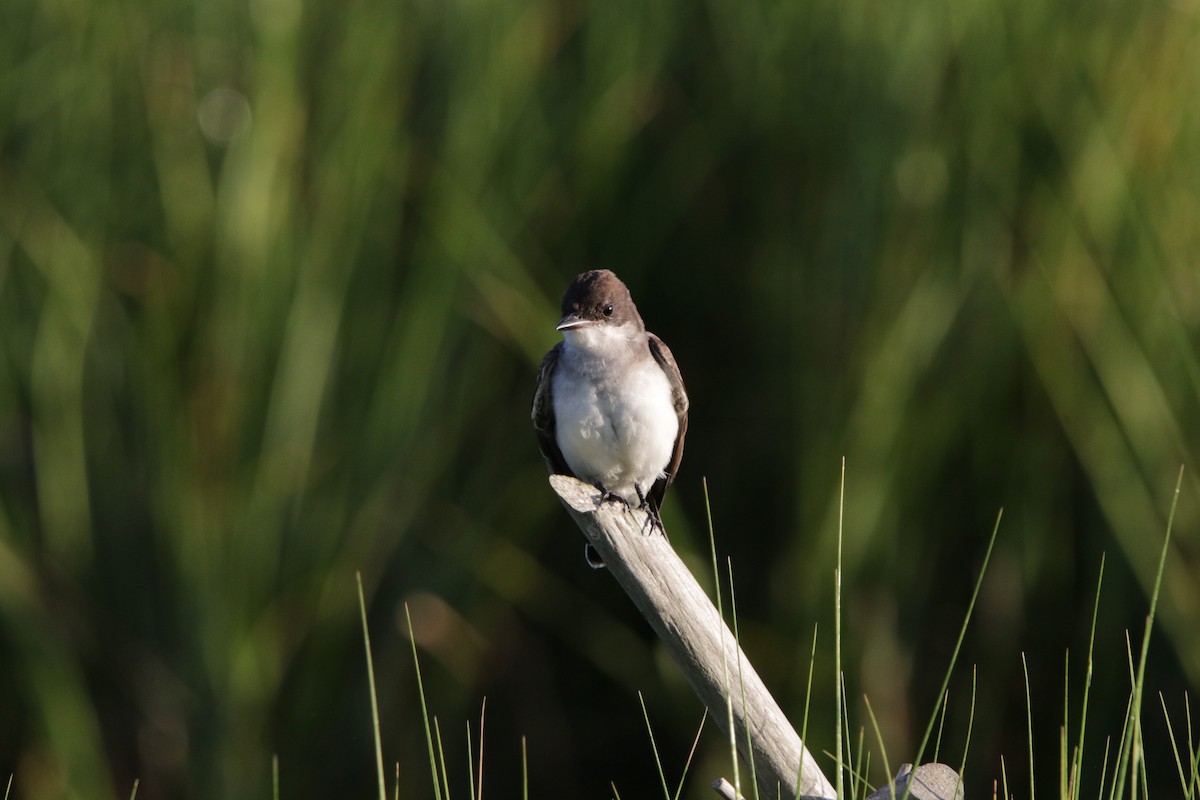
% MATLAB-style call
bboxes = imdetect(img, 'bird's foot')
[641,509,665,537]
[597,489,633,511]
[634,487,667,538]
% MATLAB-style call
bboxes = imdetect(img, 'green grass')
[836,459,846,800]
[705,476,745,799]
[1111,468,1183,800]
[635,692,707,800]
[359,573,388,800]
[330,469,1196,800]
[1158,694,1200,799]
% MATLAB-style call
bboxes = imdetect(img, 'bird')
[532,270,688,566]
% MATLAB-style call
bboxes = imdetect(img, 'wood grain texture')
[865,763,965,800]
[549,475,836,800]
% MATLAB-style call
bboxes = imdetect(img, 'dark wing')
[535,346,603,568]
[532,343,573,476]
[646,332,689,513]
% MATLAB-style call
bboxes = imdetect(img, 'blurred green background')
[2,0,1198,797]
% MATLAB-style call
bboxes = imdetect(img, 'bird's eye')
[602,304,615,317]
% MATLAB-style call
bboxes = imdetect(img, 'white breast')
[552,340,678,505]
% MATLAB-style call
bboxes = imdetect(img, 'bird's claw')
[597,489,632,510]
[595,486,667,537]
[635,486,666,537]
[640,509,665,537]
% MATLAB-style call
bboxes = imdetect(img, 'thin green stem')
[704,478,742,796]
[862,695,892,799]
[728,559,759,799]
[1072,556,1106,800]
[1023,652,1036,800]
[1162,693,1191,796]
[476,699,487,800]
[835,458,845,800]
[1115,466,1184,800]
[674,711,708,800]
[402,601,442,800]
[795,625,818,800]
[638,691,672,800]
[959,667,976,790]
[435,717,451,800]
[905,509,1002,800]
[521,737,529,800]
[467,721,476,800]
[359,573,390,800]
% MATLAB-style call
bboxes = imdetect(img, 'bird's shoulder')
[531,342,564,432]
[532,342,574,478]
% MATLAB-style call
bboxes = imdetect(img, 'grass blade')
[905,508,1002,800]
[933,690,949,763]
[435,717,451,800]
[638,691,672,800]
[1096,737,1112,800]
[840,673,854,796]
[1022,652,1035,800]
[1071,556,1106,800]
[1186,694,1199,799]
[795,624,818,799]
[358,573,389,800]
[836,458,845,800]
[862,695,893,800]
[466,721,475,800]
[402,600,442,800]
[476,699,487,800]
[1114,466,1184,800]
[726,558,760,799]
[704,478,742,796]
[521,736,529,800]
[1162,693,1190,796]
[852,726,866,800]
[1062,650,1070,800]
[1107,687,1135,800]
[674,710,709,800]
[959,667,977,789]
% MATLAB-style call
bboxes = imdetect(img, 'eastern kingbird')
[532,270,688,564]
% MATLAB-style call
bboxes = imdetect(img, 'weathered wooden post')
[549,475,963,800]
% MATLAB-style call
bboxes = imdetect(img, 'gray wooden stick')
[711,777,744,800]
[865,763,965,800]
[549,475,837,800]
